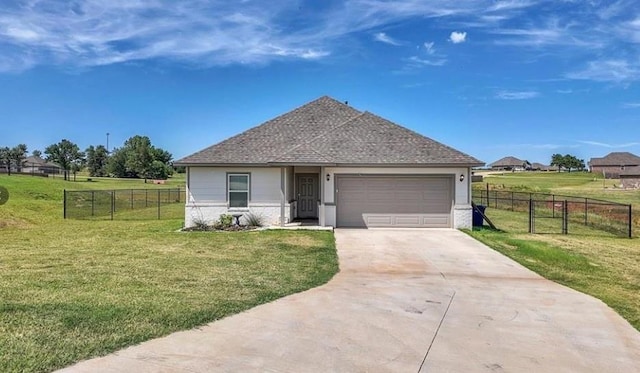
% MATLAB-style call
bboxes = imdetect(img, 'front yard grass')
[0,175,338,372]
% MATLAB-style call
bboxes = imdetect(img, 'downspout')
[280,167,285,227]
[319,166,325,226]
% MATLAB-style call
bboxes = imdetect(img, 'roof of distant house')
[176,96,483,166]
[589,152,640,167]
[489,156,525,168]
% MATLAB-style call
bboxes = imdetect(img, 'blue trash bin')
[473,205,486,227]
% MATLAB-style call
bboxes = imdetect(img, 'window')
[228,174,249,208]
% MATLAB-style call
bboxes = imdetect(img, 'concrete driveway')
[60,229,640,372]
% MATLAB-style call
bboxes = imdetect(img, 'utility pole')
[106,132,110,154]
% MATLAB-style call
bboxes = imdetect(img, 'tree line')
[1,135,176,181]
[550,153,586,172]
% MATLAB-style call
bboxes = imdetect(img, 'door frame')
[296,173,319,219]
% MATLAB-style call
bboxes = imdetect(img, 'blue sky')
[1,0,640,165]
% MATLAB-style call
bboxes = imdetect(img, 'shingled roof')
[489,156,525,168]
[176,96,483,166]
[589,152,640,167]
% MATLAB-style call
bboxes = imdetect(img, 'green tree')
[32,149,42,158]
[86,145,109,177]
[10,144,28,172]
[550,153,565,172]
[107,136,173,180]
[45,139,84,181]
[0,147,10,175]
[0,144,28,175]
[550,153,586,173]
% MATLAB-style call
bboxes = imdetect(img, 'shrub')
[213,214,234,230]
[244,212,264,227]
[191,216,211,231]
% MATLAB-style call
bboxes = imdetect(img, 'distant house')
[620,167,640,189]
[589,152,640,179]
[489,156,527,171]
[21,156,62,175]
[530,162,554,171]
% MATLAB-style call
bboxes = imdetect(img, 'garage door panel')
[337,176,452,228]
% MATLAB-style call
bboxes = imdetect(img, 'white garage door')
[336,176,453,228]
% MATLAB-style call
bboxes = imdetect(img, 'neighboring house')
[620,167,640,189]
[21,156,62,175]
[531,162,554,171]
[175,96,483,229]
[589,152,640,179]
[489,156,527,171]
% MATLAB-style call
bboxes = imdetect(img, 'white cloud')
[449,31,467,43]
[578,140,640,148]
[407,56,447,66]
[567,60,640,84]
[556,89,573,94]
[423,41,435,54]
[495,90,539,100]
[374,32,402,46]
[622,102,640,108]
[0,0,637,74]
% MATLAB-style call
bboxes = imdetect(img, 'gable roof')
[589,152,640,167]
[489,156,525,168]
[531,162,553,170]
[176,96,483,167]
[22,156,61,168]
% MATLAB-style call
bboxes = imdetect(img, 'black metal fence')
[473,188,633,238]
[64,188,184,220]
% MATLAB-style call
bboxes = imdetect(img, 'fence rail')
[64,188,184,220]
[473,188,632,238]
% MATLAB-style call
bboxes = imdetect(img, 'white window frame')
[227,173,250,209]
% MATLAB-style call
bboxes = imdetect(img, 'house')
[489,156,527,171]
[21,156,62,175]
[175,96,483,229]
[531,162,554,171]
[589,152,640,179]
[620,167,640,189]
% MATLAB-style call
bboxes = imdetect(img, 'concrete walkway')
[59,229,640,372]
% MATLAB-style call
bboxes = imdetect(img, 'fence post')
[529,198,534,233]
[63,189,67,219]
[584,199,588,226]
[562,200,568,235]
[110,190,114,220]
[485,183,489,206]
[91,191,95,216]
[131,189,134,209]
[629,205,633,238]
[157,189,161,220]
[145,189,148,207]
[552,194,555,218]
[511,191,514,211]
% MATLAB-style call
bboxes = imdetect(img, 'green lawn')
[469,171,640,331]
[0,175,338,373]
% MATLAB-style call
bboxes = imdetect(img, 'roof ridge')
[271,111,365,161]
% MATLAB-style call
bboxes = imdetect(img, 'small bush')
[191,217,212,231]
[244,212,264,227]
[213,214,234,230]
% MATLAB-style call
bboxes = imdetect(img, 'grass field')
[469,171,640,331]
[0,175,338,373]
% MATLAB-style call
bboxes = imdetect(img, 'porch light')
[326,173,331,181]
[459,174,465,182]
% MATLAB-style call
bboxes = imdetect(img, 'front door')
[297,174,318,219]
